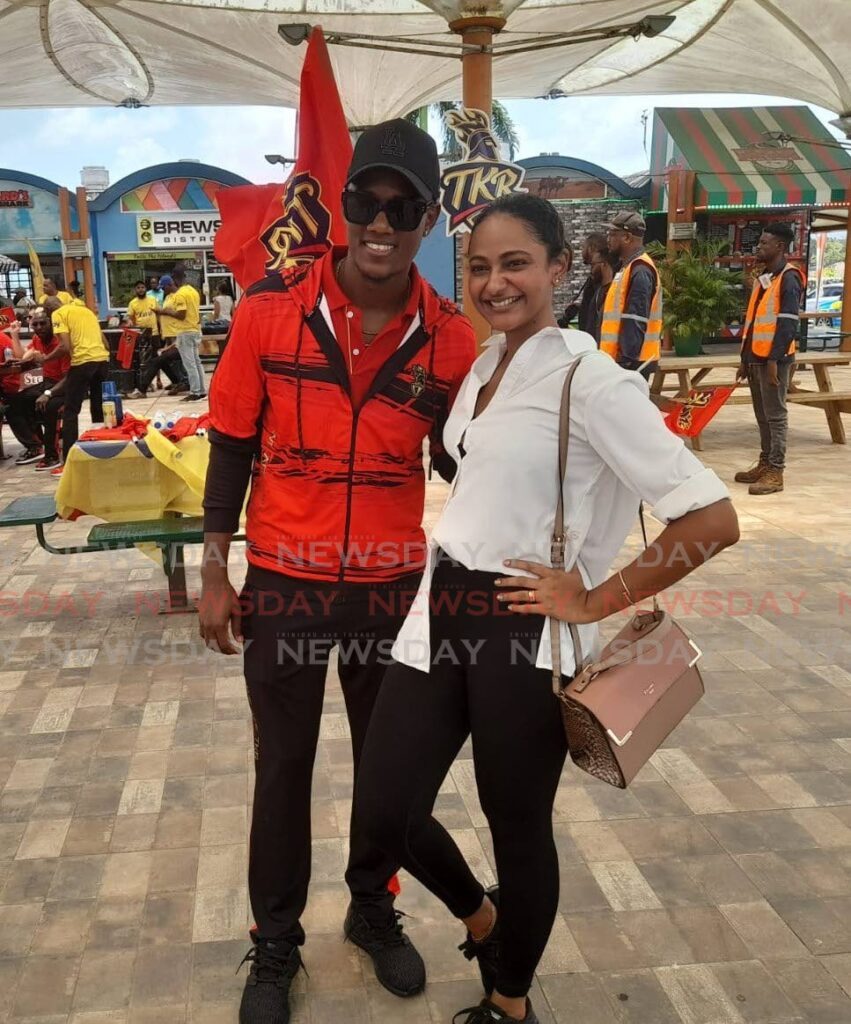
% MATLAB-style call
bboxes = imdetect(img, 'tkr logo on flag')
[663,386,736,437]
[259,171,334,273]
[214,28,352,288]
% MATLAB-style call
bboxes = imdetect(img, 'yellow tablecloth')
[55,433,210,523]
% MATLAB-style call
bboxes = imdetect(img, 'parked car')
[817,294,843,328]
[807,280,843,307]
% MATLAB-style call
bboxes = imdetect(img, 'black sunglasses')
[341,190,429,232]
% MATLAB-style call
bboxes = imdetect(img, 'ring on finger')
[527,589,535,602]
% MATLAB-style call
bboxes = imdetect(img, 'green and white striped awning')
[649,106,851,212]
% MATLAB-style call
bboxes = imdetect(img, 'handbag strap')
[637,501,661,615]
[550,354,588,694]
[549,354,660,694]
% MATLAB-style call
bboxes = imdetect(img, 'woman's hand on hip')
[495,559,597,623]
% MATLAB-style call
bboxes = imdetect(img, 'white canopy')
[2,1,849,126]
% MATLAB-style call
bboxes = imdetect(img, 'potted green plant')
[647,241,743,357]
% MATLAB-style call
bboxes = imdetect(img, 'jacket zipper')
[338,407,359,583]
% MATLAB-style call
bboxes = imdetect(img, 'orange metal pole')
[57,188,76,293]
[75,187,97,311]
[450,17,504,346]
[841,206,851,352]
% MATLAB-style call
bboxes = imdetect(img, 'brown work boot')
[749,468,784,495]
[734,457,769,484]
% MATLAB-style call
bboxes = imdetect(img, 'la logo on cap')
[380,126,406,157]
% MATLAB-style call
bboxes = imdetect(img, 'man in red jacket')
[201,119,476,1024]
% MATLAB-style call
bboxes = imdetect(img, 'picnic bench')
[0,495,227,612]
[650,351,851,450]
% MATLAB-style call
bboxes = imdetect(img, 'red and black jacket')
[205,251,476,583]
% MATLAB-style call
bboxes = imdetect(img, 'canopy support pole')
[842,205,851,352]
[450,16,506,345]
[75,187,96,311]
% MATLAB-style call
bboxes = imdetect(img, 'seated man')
[0,321,44,464]
[127,341,188,399]
[24,297,109,474]
[28,308,70,471]
[2,312,69,469]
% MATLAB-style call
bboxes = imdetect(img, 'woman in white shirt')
[356,195,739,1024]
[210,282,234,326]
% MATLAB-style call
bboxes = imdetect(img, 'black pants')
[2,388,43,450]
[357,553,569,998]
[62,361,109,459]
[241,565,421,946]
[6,383,64,459]
[139,348,186,393]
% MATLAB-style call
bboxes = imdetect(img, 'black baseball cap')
[346,119,440,202]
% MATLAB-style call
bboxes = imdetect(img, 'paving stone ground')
[1,367,850,1022]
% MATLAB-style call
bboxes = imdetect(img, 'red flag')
[663,386,736,437]
[214,28,352,289]
[116,327,140,370]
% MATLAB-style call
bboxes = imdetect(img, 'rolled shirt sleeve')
[770,268,803,362]
[583,371,730,523]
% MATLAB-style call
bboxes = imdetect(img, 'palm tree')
[407,100,520,161]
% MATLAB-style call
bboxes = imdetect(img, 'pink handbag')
[550,357,704,789]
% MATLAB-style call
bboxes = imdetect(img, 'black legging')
[357,551,569,998]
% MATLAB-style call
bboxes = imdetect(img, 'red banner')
[664,386,736,437]
[214,28,352,289]
[116,327,140,370]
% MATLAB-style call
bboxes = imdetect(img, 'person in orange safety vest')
[600,210,661,379]
[734,222,804,496]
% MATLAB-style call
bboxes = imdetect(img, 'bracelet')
[617,569,635,607]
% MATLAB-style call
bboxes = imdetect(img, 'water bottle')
[3,347,12,362]
[152,409,167,431]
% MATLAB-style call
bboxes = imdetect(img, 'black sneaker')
[453,998,539,1023]
[238,936,303,1024]
[459,886,500,995]
[343,901,426,997]
[15,447,44,466]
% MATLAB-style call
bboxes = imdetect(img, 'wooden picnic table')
[650,351,851,450]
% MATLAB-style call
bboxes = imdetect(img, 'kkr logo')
[440,107,526,236]
[260,171,333,274]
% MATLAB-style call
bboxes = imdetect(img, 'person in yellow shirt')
[67,280,87,307]
[154,269,205,400]
[25,297,110,471]
[37,276,73,307]
[126,279,180,398]
[127,279,159,332]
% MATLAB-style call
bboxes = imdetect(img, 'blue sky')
[0,93,841,190]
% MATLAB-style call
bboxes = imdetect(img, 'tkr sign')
[439,108,526,235]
